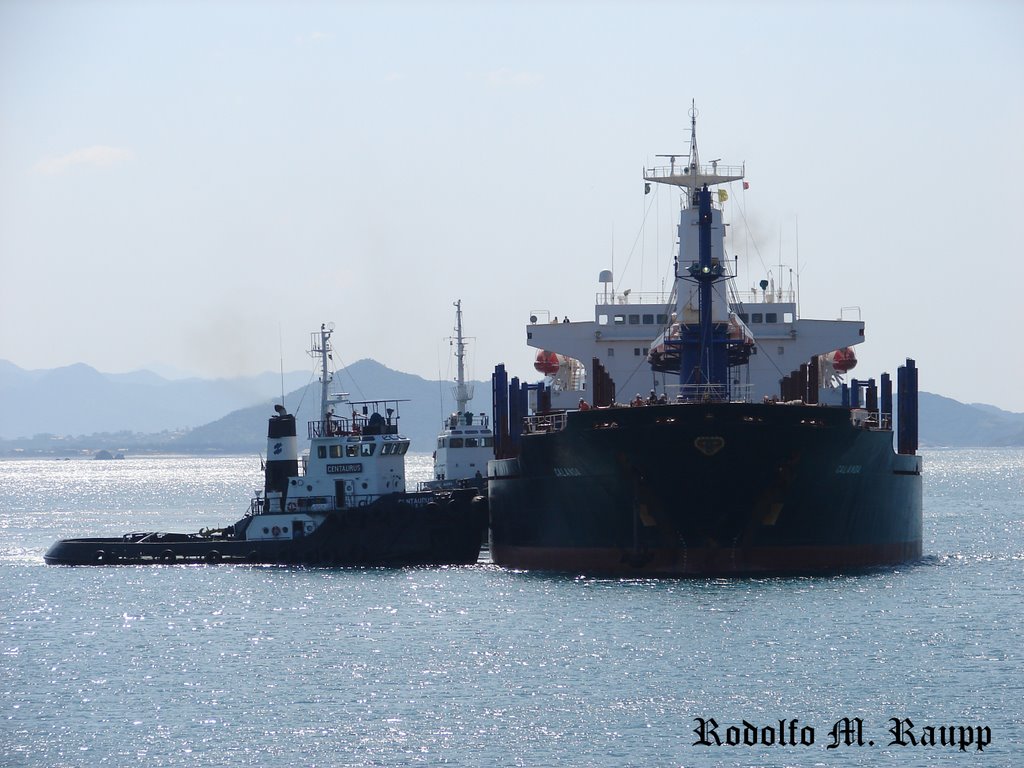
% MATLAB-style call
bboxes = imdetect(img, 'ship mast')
[643,102,747,401]
[644,102,744,197]
[452,300,472,414]
[310,323,333,423]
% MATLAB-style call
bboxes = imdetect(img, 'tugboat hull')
[45,490,486,567]
[488,403,922,576]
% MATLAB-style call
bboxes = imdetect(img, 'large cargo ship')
[487,107,922,576]
[44,324,487,566]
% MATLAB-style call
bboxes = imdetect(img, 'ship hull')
[44,490,486,567]
[488,402,922,576]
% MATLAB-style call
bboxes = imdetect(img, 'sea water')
[1,450,1021,767]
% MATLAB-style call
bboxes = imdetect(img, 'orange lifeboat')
[829,347,857,373]
[534,350,560,376]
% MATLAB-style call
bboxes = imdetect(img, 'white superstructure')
[248,324,414,544]
[527,106,862,409]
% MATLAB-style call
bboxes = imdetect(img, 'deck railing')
[644,162,745,180]
[851,409,892,430]
[309,417,357,439]
[731,288,797,305]
[524,411,568,434]
[593,291,673,307]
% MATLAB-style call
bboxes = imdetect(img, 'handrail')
[731,289,797,305]
[309,417,359,439]
[677,384,731,403]
[851,409,892,430]
[661,383,753,403]
[249,491,411,516]
[309,415,399,439]
[594,291,673,307]
[644,162,744,179]
[524,412,568,434]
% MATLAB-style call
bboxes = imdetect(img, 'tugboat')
[425,300,493,490]
[44,324,487,566]
[487,106,923,576]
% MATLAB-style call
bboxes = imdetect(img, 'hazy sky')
[2,1,1022,411]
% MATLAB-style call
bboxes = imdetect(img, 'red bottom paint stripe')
[491,542,923,576]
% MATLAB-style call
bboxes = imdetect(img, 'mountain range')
[1,359,1022,454]
[0,358,492,454]
[916,392,1024,447]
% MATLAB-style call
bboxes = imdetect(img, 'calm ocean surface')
[1,449,1021,767]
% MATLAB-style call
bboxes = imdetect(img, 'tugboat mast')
[311,323,334,423]
[452,300,472,414]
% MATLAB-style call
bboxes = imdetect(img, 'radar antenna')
[644,100,745,193]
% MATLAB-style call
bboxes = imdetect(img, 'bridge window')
[346,444,359,457]
[784,312,794,323]
[628,314,640,324]
[329,445,342,458]
[360,443,375,456]
[752,313,763,323]
[607,347,615,357]
[657,314,668,324]
[450,438,464,448]
[466,437,478,447]
[766,312,778,323]
[643,314,654,324]
[318,446,327,459]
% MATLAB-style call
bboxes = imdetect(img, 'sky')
[2,0,1023,412]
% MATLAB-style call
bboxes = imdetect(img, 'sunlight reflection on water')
[1,450,1022,766]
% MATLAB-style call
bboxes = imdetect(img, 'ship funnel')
[265,411,298,498]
